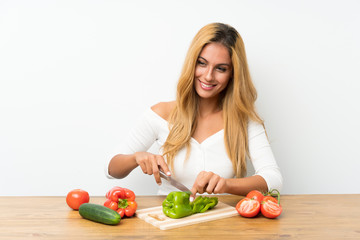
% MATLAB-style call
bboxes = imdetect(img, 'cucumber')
[79,203,121,225]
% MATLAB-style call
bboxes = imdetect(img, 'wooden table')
[0,194,359,239]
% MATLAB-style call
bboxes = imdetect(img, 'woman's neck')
[197,97,221,118]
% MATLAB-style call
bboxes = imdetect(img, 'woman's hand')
[134,152,171,185]
[190,171,228,197]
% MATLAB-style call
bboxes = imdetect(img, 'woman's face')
[194,42,232,101]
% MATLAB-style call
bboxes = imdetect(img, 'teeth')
[201,82,214,88]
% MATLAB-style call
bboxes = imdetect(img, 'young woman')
[106,23,282,197]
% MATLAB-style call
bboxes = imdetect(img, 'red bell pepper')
[104,186,137,218]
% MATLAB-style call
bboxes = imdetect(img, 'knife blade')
[159,171,191,193]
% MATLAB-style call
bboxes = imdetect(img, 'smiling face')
[194,42,233,102]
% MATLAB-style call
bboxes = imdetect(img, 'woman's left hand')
[190,171,227,197]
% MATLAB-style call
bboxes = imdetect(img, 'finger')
[214,178,226,194]
[192,183,208,195]
[198,171,213,192]
[138,161,147,174]
[157,155,171,176]
[202,183,209,194]
[191,174,201,196]
[145,156,154,175]
[151,158,162,185]
[206,175,220,194]
[192,171,208,194]
[190,186,197,200]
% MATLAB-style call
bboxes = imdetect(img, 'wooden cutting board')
[136,201,238,230]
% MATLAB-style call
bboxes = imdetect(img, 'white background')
[1,0,359,196]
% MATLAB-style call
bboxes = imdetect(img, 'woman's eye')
[217,67,226,72]
[197,60,206,66]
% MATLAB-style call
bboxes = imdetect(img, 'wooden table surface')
[0,194,359,239]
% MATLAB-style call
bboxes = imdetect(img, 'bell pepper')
[191,195,218,213]
[104,186,137,218]
[162,191,219,219]
[162,191,193,219]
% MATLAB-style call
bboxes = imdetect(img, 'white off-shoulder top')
[105,108,283,195]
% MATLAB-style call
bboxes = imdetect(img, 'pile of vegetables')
[66,187,282,225]
[65,186,137,225]
[236,189,282,219]
[162,191,218,219]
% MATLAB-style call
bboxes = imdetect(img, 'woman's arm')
[105,107,159,181]
[108,154,138,179]
[224,175,268,195]
[190,171,268,197]
[108,152,171,184]
[247,120,283,193]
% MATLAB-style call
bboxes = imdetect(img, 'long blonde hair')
[162,23,263,177]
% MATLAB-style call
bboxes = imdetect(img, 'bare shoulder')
[151,101,176,121]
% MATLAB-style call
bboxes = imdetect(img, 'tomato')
[66,189,90,210]
[236,197,261,218]
[261,196,282,218]
[246,190,264,203]
[263,195,278,204]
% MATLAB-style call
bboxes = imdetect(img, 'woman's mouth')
[199,79,216,90]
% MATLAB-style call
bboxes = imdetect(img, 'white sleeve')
[248,120,283,192]
[104,108,161,179]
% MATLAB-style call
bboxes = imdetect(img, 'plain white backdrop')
[1,0,359,196]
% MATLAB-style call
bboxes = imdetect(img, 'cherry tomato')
[246,190,264,203]
[236,197,260,218]
[66,189,89,210]
[261,196,282,218]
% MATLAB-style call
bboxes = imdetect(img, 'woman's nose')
[204,67,213,82]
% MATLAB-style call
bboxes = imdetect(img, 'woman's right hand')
[134,152,171,185]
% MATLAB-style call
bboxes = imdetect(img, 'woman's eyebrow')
[198,56,208,62]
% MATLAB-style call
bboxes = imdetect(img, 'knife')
[159,171,191,193]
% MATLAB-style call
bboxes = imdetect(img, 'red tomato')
[66,189,89,210]
[263,195,278,204]
[261,196,282,218]
[236,197,261,218]
[246,190,264,203]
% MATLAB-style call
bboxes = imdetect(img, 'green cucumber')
[79,203,121,225]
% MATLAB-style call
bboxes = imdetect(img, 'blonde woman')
[106,23,282,197]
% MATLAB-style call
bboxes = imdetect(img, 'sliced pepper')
[191,195,218,213]
[162,191,219,219]
[104,186,137,218]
